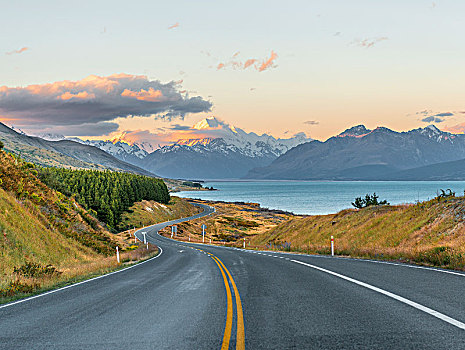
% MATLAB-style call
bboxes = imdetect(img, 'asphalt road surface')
[1,203,465,349]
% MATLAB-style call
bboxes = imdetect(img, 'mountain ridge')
[0,123,155,176]
[246,124,465,180]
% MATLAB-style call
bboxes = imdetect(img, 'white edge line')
[291,259,465,330]
[231,246,465,278]
[0,247,163,310]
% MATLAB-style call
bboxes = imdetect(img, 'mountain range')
[6,118,465,181]
[33,117,311,179]
[142,117,310,179]
[246,124,465,180]
[0,123,153,176]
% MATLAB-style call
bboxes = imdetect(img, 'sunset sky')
[1,0,465,145]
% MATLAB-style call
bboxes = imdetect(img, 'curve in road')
[2,203,465,349]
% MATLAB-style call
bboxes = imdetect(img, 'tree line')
[38,168,170,231]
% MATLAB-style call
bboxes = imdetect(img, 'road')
[1,203,465,349]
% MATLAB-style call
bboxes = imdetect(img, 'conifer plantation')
[38,168,170,231]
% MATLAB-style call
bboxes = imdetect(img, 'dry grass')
[252,197,465,269]
[118,196,201,231]
[159,199,296,246]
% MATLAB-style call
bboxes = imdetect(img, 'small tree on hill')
[352,193,389,209]
[0,140,3,150]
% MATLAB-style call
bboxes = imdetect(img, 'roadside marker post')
[331,236,334,256]
[243,238,246,248]
[116,246,120,263]
[171,225,177,238]
[202,224,206,243]
[142,232,147,244]
[209,238,212,244]
[146,242,149,250]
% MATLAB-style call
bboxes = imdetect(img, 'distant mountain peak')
[338,125,371,138]
[10,125,27,136]
[426,124,440,132]
[108,131,132,145]
[35,133,66,141]
[176,138,216,147]
[193,116,223,130]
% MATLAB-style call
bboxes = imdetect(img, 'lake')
[175,180,465,215]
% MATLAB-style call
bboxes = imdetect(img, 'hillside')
[117,197,202,231]
[252,196,465,269]
[0,150,120,297]
[0,122,154,175]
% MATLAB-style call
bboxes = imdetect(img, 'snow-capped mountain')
[31,132,150,164]
[82,140,148,161]
[163,117,310,158]
[108,132,156,154]
[246,124,465,180]
[144,117,311,179]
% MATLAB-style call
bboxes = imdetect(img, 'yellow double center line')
[197,249,245,350]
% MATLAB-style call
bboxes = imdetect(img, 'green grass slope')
[0,151,118,297]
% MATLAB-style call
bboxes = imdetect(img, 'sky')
[1,0,465,145]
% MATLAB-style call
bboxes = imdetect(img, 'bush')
[352,193,389,209]
[415,246,463,267]
[0,280,39,297]
[13,261,60,278]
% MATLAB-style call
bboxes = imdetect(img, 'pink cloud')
[244,58,257,69]
[352,37,388,48]
[0,74,212,132]
[121,87,164,102]
[215,51,278,72]
[443,123,465,134]
[258,50,278,72]
[58,91,96,100]
[168,22,179,30]
[6,47,29,55]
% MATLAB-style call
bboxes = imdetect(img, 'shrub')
[13,261,61,278]
[352,193,389,209]
[0,280,39,297]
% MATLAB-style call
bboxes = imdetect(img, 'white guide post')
[331,236,334,256]
[142,232,146,244]
[116,246,120,263]
[202,224,206,243]
[243,238,246,248]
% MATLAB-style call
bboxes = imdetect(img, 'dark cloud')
[421,116,445,123]
[304,120,319,125]
[169,124,192,131]
[25,122,119,136]
[434,112,454,117]
[0,73,212,131]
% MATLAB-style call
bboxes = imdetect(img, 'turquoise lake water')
[175,181,465,215]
